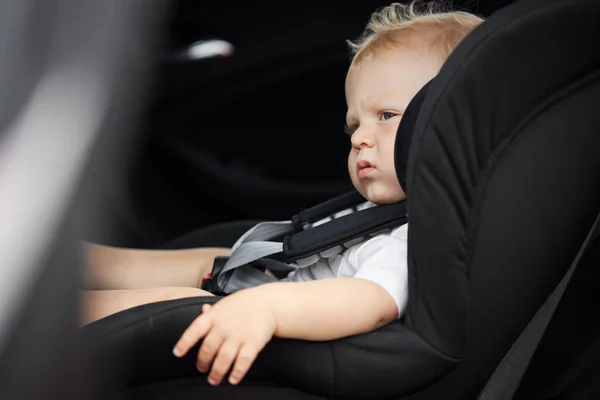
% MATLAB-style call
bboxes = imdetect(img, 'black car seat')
[3,0,600,399]
[79,0,600,398]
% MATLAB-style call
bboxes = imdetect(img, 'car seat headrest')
[394,79,433,195]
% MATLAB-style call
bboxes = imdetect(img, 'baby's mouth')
[357,160,376,178]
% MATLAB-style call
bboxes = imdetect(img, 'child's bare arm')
[82,243,229,290]
[173,278,397,385]
[266,278,398,340]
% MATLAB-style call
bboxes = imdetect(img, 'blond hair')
[348,1,484,64]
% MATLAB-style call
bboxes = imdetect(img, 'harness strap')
[212,201,408,294]
[291,190,366,230]
[285,201,407,260]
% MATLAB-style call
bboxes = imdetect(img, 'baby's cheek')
[347,153,358,180]
[347,151,356,170]
[350,175,363,197]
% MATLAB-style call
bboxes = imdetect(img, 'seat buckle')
[201,256,229,295]
[200,273,213,292]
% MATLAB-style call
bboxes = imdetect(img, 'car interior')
[0,0,599,399]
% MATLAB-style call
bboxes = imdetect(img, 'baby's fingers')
[207,340,240,385]
[228,342,260,385]
[173,312,212,358]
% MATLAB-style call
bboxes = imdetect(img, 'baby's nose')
[351,128,375,148]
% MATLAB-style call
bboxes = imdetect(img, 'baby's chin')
[358,184,405,205]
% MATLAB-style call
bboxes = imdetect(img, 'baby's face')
[345,44,439,204]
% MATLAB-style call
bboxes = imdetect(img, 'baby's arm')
[173,278,398,385]
[268,277,398,339]
[83,242,229,290]
[269,228,407,340]
[173,227,408,385]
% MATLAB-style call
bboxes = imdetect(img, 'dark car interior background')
[91,0,515,249]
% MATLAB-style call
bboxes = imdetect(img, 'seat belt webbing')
[478,210,600,400]
[218,221,296,289]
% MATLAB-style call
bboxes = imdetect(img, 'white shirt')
[282,202,409,318]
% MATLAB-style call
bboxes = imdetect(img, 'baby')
[170,2,484,386]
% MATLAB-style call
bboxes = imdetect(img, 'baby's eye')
[380,111,398,121]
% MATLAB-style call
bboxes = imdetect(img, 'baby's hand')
[172,290,277,386]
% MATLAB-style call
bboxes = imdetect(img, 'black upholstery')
[394,79,432,195]
[80,0,600,399]
[402,0,600,396]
